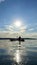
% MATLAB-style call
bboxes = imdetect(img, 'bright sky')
[0,0,37,37]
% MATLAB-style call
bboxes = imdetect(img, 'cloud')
[0,29,37,38]
[28,28,34,31]
[5,25,14,32]
[16,25,27,33]
[5,24,28,34]
[0,25,37,38]
[0,24,27,37]
[0,23,37,38]
[0,0,5,3]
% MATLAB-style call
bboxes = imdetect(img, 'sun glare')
[14,20,21,27]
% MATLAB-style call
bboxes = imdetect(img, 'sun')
[14,20,21,27]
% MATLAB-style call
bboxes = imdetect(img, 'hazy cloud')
[0,0,5,3]
[0,23,37,38]
[5,24,28,34]
[28,28,34,31]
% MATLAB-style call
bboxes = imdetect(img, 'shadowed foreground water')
[0,41,37,65]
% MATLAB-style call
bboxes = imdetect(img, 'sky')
[0,0,37,37]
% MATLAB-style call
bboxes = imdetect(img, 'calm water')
[0,40,37,65]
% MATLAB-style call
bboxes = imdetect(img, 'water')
[0,40,37,65]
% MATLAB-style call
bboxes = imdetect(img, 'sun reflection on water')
[14,50,21,64]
